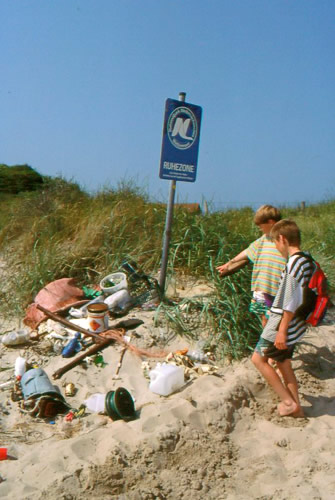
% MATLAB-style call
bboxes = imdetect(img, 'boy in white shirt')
[252,219,314,417]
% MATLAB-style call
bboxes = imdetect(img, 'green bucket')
[105,387,136,421]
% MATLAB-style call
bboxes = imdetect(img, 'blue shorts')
[254,336,295,362]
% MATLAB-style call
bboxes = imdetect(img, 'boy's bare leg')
[260,315,276,369]
[261,314,268,328]
[251,352,298,416]
[276,359,304,417]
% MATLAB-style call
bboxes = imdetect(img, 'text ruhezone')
[163,161,195,173]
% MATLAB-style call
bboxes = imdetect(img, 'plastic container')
[0,447,17,461]
[1,329,31,346]
[84,388,136,421]
[84,393,106,413]
[62,333,82,358]
[105,387,136,421]
[104,289,132,311]
[149,363,184,396]
[14,356,27,380]
[87,303,109,333]
[100,272,128,295]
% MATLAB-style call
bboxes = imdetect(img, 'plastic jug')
[149,363,184,396]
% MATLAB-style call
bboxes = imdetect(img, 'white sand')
[0,283,335,500]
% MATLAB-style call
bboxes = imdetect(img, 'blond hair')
[254,205,281,225]
[270,219,301,246]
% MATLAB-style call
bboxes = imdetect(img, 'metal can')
[65,383,76,397]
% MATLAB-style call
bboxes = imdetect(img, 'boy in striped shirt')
[217,205,286,327]
[252,220,314,417]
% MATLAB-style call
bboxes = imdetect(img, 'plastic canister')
[87,303,109,333]
[14,356,27,380]
[149,363,184,396]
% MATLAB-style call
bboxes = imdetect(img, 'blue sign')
[159,98,202,182]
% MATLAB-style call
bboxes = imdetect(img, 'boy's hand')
[275,310,294,349]
[274,330,287,350]
[216,262,231,274]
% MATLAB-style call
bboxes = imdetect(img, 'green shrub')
[0,164,43,193]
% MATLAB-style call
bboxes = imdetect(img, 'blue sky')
[1,0,334,210]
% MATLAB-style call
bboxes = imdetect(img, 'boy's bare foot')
[278,401,299,417]
[291,407,305,418]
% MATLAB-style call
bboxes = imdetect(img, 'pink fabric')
[24,278,85,329]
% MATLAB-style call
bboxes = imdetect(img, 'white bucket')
[100,272,128,296]
[149,363,184,396]
[87,303,109,333]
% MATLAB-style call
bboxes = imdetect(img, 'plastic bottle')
[61,333,82,358]
[149,363,184,396]
[121,260,143,283]
[1,329,31,346]
[84,393,106,413]
[14,356,27,380]
[0,381,14,390]
[104,289,132,311]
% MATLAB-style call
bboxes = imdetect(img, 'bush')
[0,164,43,193]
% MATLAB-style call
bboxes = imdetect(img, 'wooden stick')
[112,331,132,380]
[52,337,114,379]
[36,304,104,342]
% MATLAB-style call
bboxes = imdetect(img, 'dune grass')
[0,177,333,360]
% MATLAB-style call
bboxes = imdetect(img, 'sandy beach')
[0,279,335,500]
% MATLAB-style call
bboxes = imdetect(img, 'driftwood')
[36,304,105,343]
[37,304,166,378]
[52,336,117,379]
[36,305,144,379]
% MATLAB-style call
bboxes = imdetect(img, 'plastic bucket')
[100,272,128,295]
[87,303,109,333]
[20,368,62,400]
[105,387,136,421]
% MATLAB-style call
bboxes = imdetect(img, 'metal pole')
[159,92,186,295]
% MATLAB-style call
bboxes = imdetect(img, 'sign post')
[159,92,202,294]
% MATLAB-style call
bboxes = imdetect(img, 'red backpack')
[305,258,331,327]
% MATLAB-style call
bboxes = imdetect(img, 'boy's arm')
[274,310,295,350]
[216,249,249,274]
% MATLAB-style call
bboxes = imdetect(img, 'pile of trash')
[0,260,218,463]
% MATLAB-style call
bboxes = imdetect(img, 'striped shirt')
[262,252,315,345]
[246,235,286,296]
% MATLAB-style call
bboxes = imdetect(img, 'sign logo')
[160,98,202,183]
[167,106,198,150]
